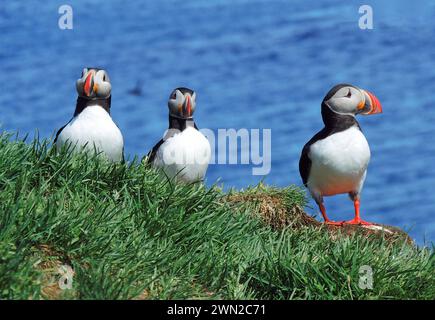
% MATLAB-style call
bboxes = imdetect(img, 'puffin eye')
[172,92,177,99]
[346,90,352,98]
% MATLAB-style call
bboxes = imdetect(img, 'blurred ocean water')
[1,0,434,244]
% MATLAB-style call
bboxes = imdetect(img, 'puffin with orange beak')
[299,84,382,226]
[147,87,211,183]
[54,67,124,162]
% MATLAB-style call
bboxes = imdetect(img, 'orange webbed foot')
[343,218,374,226]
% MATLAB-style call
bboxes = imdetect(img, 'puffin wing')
[299,128,329,187]
[299,143,312,187]
[54,119,72,144]
[146,139,164,164]
[145,127,183,165]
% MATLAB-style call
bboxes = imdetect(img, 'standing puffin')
[147,87,211,183]
[55,68,124,162]
[299,84,382,225]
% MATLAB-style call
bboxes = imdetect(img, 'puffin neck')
[75,96,111,117]
[168,114,195,131]
[321,102,359,131]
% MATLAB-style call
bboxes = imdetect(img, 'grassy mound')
[0,133,433,300]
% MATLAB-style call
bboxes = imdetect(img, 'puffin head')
[322,84,382,117]
[168,87,197,119]
[76,67,111,99]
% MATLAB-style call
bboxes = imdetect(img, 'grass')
[0,132,433,300]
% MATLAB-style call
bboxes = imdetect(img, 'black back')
[299,101,361,186]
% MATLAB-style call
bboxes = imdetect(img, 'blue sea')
[1,1,434,244]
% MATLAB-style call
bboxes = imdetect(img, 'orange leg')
[319,203,344,226]
[343,199,373,225]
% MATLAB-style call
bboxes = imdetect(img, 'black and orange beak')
[184,95,192,117]
[358,90,383,115]
[83,70,95,97]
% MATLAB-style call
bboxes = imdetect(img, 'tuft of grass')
[0,132,433,300]
[226,184,314,230]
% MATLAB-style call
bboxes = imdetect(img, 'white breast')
[153,127,211,182]
[56,106,124,162]
[308,126,370,196]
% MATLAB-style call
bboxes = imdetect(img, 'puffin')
[147,87,211,183]
[55,67,124,162]
[299,84,382,225]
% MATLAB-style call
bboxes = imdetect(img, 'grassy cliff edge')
[0,133,433,299]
